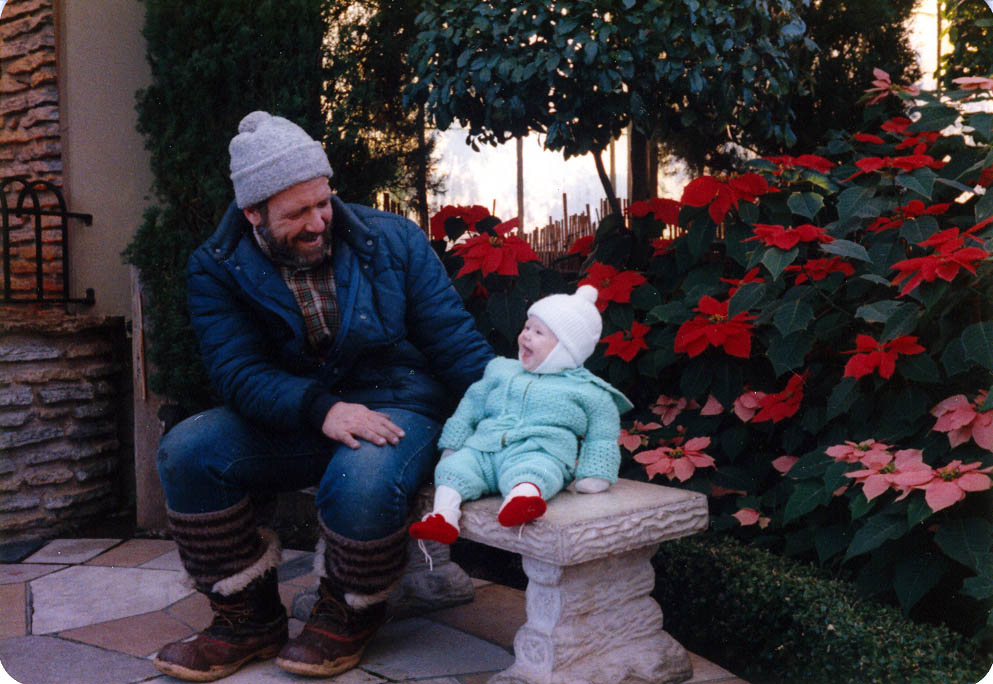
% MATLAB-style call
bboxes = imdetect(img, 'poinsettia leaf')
[679,358,713,398]
[934,517,993,571]
[907,494,932,527]
[709,359,743,407]
[815,525,853,564]
[897,352,941,384]
[607,304,635,331]
[772,299,814,337]
[784,481,825,524]
[845,512,907,561]
[856,300,902,324]
[630,283,661,311]
[766,330,814,377]
[962,566,993,600]
[977,184,993,222]
[820,239,872,263]
[980,386,993,412]
[728,282,767,319]
[893,553,949,615]
[712,465,758,492]
[787,451,832,479]
[849,490,878,520]
[686,213,717,263]
[969,112,993,143]
[646,301,690,324]
[827,377,858,421]
[724,222,753,267]
[880,303,921,341]
[787,191,824,219]
[961,321,993,371]
[896,167,936,201]
[837,185,875,223]
[761,247,799,281]
[941,336,972,377]
[637,347,675,379]
[823,461,853,503]
[486,290,528,345]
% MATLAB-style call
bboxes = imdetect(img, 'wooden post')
[517,136,525,234]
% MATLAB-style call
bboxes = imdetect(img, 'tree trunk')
[594,149,622,216]
[415,105,430,234]
[628,125,652,202]
[517,136,524,232]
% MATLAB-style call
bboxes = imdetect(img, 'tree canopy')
[940,0,993,90]
[405,0,817,206]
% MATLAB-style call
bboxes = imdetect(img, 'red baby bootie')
[409,514,459,545]
[497,483,547,527]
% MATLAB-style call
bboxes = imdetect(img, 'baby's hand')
[573,477,610,494]
[440,448,455,460]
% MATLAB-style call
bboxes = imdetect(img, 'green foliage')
[940,1,993,90]
[579,84,993,641]
[124,0,329,413]
[405,0,816,195]
[654,534,988,684]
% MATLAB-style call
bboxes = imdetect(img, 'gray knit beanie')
[527,285,602,368]
[229,111,333,208]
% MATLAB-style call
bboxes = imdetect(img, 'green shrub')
[654,534,989,684]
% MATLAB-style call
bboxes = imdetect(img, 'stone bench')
[450,478,709,684]
[293,479,708,683]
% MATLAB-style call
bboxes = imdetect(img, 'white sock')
[428,485,463,531]
[498,482,541,515]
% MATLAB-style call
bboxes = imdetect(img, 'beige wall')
[57,0,152,318]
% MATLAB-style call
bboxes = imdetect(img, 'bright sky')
[429,2,952,230]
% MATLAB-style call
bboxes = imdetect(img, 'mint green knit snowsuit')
[434,357,632,501]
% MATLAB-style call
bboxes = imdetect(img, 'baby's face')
[518,316,558,371]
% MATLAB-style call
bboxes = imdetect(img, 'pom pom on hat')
[229,111,333,208]
[527,285,602,368]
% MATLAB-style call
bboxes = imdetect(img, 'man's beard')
[256,219,332,269]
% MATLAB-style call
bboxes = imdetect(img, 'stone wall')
[1,0,64,300]
[0,310,130,542]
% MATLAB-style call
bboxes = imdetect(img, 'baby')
[409,285,632,544]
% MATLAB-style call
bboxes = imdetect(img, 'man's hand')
[322,402,405,449]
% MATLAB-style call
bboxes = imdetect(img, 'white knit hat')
[527,285,602,369]
[229,111,333,208]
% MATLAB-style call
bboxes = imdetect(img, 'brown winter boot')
[275,577,386,676]
[153,568,287,681]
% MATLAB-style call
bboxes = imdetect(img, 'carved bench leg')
[489,545,692,684]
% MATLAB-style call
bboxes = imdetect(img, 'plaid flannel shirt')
[253,228,339,355]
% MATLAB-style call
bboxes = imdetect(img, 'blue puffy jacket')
[186,196,494,432]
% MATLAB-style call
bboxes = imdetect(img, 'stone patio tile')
[0,562,65,585]
[165,591,213,632]
[23,538,121,565]
[85,539,178,568]
[427,584,525,649]
[30,566,193,634]
[58,609,194,658]
[141,660,388,683]
[360,617,513,680]
[0,583,26,638]
[395,678,463,683]
[139,548,183,571]
[276,551,315,583]
[686,651,742,683]
[456,674,497,684]
[0,635,158,684]
[470,576,492,589]
[282,572,318,588]
[0,538,45,562]
[278,581,306,613]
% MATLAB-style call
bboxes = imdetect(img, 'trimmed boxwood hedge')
[653,534,989,684]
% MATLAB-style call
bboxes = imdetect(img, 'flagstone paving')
[0,537,748,684]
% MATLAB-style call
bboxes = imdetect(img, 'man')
[153,111,493,681]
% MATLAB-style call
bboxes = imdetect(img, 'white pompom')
[575,284,598,302]
[238,111,270,134]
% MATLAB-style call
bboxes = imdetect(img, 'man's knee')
[157,411,225,486]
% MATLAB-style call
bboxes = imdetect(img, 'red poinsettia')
[890,226,990,296]
[567,235,594,257]
[881,116,913,135]
[652,238,676,256]
[865,200,951,233]
[452,218,538,277]
[745,223,833,250]
[674,296,756,359]
[681,172,776,225]
[855,133,886,144]
[578,262,648,311]
[627,197,681,225]
[752,372,807,423]
[844,154,946,181]
[602,320,650,361]
[430,204,491,241]
[765,154,835,175]
[721,267,764,296]
[784,257,855,284]
[843,334,925,379]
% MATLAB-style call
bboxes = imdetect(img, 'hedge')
[653,534,989,684]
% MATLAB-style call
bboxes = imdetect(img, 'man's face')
[244,176,334,268]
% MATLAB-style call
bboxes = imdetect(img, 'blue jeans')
[157,406,441,541]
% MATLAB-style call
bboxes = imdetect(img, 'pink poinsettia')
[733,508,770,528]
[650,395,691,426]
[895,460,993,513]
[733,390,768,422]
[952,76,993,92]
[618,421,663,452]
[825,439,893,464]
[844,448,930,502]
[864,67,921,105]
[634,436,715,482]
[931,392,993,450]
[772,455,799,474]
